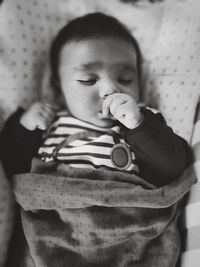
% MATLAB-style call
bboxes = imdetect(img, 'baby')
[1,12,191,187]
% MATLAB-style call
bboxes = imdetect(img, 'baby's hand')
[20,102,56,131]
[102,93,143,129]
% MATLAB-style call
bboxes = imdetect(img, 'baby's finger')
[42,103,58,114]
[36,113,52,130]
[102,94,115,115]
[43,104,57,116]
[39,109,55,123]
[37,120,47,130]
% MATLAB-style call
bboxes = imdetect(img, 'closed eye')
[118,79,133,85]
[78,79,97,86]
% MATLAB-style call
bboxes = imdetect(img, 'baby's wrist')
[127,112,144,129]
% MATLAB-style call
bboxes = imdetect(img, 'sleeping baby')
[0,12,193,267]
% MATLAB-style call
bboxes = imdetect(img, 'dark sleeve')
[123,108,192,187]
[0,108,43,177]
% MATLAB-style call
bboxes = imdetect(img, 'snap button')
[111,143,132,170]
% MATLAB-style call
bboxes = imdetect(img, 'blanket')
[12,158,196,267]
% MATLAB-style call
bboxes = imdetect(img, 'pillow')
[142,0,200,141]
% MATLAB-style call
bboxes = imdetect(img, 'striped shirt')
[38,111,139,174]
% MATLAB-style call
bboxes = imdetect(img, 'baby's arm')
[102,93,191,187]
[0,103,55,177]
[123,108,192,187]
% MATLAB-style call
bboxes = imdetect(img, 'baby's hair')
[50,12,143,94]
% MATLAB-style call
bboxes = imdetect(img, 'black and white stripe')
[38,111,139,173]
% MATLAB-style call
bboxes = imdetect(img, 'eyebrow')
[75,62,103,71]
[75,62,137,73]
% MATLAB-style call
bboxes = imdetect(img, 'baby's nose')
[102,93,112,100]
[99,83,119,99]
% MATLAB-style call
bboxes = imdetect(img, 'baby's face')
[59,37,139,127]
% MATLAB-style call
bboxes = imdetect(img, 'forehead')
[59,38,138,71]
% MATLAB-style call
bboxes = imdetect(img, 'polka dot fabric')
[13,160,195,267]
[0,0,73,129]
[143,0,200,141]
